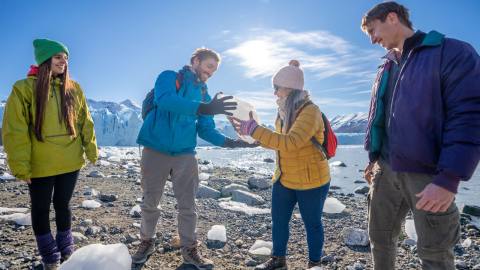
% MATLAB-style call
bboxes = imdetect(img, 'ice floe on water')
[199,172,210,181]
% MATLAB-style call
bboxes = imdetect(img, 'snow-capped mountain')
[0,99,369,146]
[329,112,368,133]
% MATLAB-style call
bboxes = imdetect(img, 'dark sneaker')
[42,262,60,270]
[181,245,214,270]
[307,260,322,269]
[254,256,287,270]
[131,238,155,264]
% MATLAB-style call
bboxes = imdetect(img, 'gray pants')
[140,147,199,247]
[368,159,460,270]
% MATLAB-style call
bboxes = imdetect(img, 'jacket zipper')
[387,49,416,129]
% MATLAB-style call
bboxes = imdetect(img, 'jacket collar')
[381,30,445,62]
[181,65,207,89]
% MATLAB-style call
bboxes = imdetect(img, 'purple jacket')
[365,31,480,193]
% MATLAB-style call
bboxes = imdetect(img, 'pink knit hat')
[272,60,304,90]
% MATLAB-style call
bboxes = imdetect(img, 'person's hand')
[229,111,258,136]
[224,138,259,148]
[415,183,455,213]
[364,161,376,185]
[197,92,237,116]
[20,178,31,184]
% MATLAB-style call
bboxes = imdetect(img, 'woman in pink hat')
[231,60,331,269]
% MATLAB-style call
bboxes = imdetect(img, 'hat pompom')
[289,60,300,67]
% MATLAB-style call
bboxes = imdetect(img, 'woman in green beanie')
[2,39,98,269]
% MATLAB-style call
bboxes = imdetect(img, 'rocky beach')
[0,148,479,270]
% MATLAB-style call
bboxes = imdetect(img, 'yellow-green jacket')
[251,102,330,190]
[2,76,98,180]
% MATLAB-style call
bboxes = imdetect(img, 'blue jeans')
[271,180,330,262]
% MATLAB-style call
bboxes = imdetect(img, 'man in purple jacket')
[361,2,480,269]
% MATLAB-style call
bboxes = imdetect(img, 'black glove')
[224,137,260,148]
[197,93,237,116]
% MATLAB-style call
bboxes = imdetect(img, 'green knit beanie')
[33,39,69,65]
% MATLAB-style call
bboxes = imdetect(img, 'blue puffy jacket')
[365,31,480,193]
[137,66,227,155]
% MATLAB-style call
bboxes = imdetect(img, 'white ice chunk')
[59,243,131,270]
[0,207,29,214]
[248,240,272,257]
[323,197,346,214]
[207,225,227,242]
[98,160,111,166]
[199,173,210,181]
[0,173,16,181]
[462,237,472,248]
[329,161,346,167]
[81,200,102,209]
[220,94,261,144]
[404,219,417,241]
[218,201,270,215]
[0,212,31,225]
[129,205,142,217]
[107,156,121,163]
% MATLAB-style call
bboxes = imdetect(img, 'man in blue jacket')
[133,48,255,269]
[361,2,480,269]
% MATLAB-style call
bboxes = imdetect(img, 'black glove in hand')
[224,138,259,148]
[197,93,237,116]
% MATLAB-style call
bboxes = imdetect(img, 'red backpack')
[312,113,338,159]
[294,101,338,159]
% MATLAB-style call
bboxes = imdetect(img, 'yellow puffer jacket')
[2,76,98,180]
[251,102,330,190]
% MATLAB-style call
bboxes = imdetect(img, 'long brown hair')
[34,58,77,141]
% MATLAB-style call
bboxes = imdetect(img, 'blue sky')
[1,0,479,124]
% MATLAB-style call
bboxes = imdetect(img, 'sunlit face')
[365,13,401,50]
[274,85,293,98]
[51,52,68,76]
[192,57,218,82]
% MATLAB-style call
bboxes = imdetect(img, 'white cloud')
[224,28,381,80]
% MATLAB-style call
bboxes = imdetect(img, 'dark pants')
[271,180,330,262]
[368,159,460,270]
[28,170,79,235]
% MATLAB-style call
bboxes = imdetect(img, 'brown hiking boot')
[131,238,155,264]
[181,245,214,270]
[254,256,287,270]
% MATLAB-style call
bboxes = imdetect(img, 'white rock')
[199,173,210,181]
[72,232,87,243]
[59,243,131,270]
[221,183,250,197]
[404,219,417,242]
[207,225,227,242]
[247,176,271,190]
[0,212,31,225]
[196,184,221,199]
[342,228,369,246]
[218,201,270,215]
[81,200,102,209]
[231,190,265,205]
[323,197,346,214]
[0,207,29,214]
